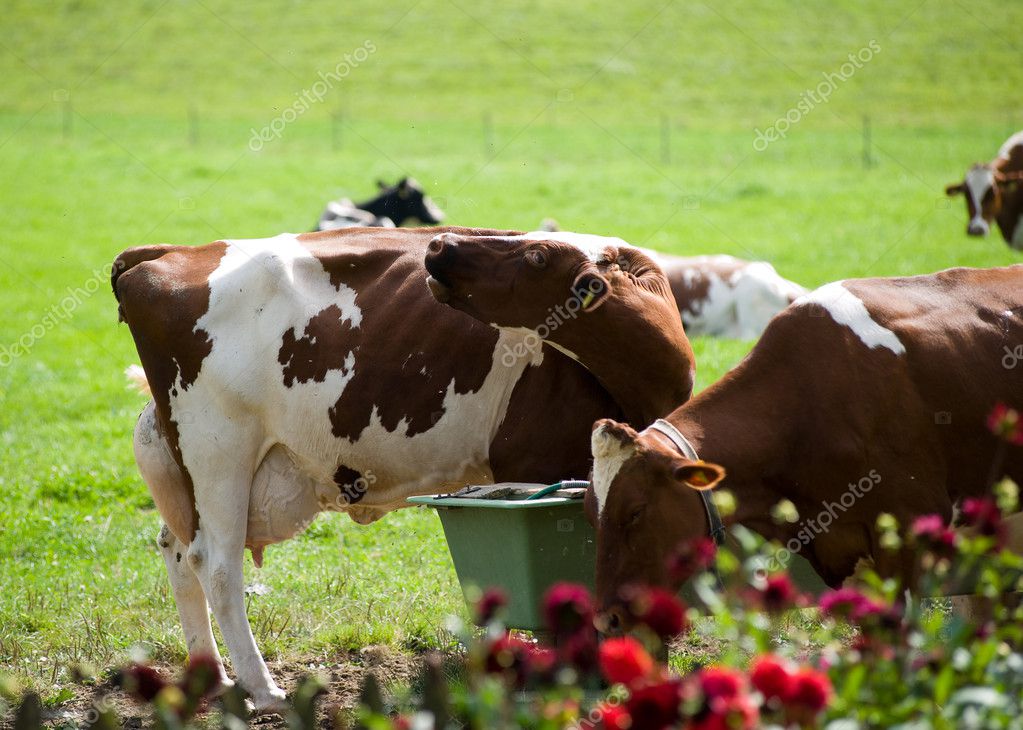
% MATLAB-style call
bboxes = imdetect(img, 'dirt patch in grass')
[9,646,426,729]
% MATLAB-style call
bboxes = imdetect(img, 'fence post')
[188,104,199,147]
[862,115,874,169]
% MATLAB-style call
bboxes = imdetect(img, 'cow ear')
[591,419,638,457]
[377,179,388,190]
[572,272,611,312]
[945,183,964,196]
[398,177,409,189]
[673,461,725,491]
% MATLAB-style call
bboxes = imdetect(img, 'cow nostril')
[427,236,447,254]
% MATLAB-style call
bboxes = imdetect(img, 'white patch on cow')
[794,281,906,355]
[997,131,1023,160]
[965,166,995,234]
[517,231,633,262]
[591,424,637,517]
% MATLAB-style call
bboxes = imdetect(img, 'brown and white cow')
[946,131,1023,250]
[112,226,692,709]
[653,253,807,339]
[586,266,1023,626]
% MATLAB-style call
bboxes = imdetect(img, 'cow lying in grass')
[112,226,692,710]
[654,253,807,339]
[316,177,445,230]
[586,266,1023,627]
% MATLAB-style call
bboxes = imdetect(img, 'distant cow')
[317,177,445,231]
[586,266,1023,627]
[112,227,691,710]
[654,253,807,339]
[946,131,1023,250]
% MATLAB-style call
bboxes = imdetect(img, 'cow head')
[586,418,725,633]
[945,164,1023,237]
[424,230,697,421]
[372,177,446,226]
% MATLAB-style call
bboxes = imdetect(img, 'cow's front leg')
[156,524,232,690]
[186,473,286,712]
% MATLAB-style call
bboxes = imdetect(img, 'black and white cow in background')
[316,177,446,231]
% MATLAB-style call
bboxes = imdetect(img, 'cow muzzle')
[425,233,459,302]
[967,218,990,236]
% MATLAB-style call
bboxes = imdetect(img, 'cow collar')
[647,418,727,546]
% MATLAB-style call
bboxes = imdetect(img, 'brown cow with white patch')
[946,131,1023,250]
[112,226,693,710]
[586,267,1023,629]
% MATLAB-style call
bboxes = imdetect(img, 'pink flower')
[962,497,1006,547]
[599,637,654,687]
[475,587,508,623]
[987,403,1023,445]
[818,587,886,622]
[698,666,745,702]
[911,514,958,558]
[755,573,803,613]
[543,582,594,637]
[750,655,795,702]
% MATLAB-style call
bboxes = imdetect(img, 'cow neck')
[664,367,801,547]
[551,325,694,428]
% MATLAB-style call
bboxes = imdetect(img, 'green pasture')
[0,0,1021,703]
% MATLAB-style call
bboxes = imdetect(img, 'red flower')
[119,663,167,701]
[987,403,1023,445]
[698,666,745,702]
[621,586,689,640]
[690,694,759,730]
[179,654,222,701]
[667,537,718,585]
[961,497,1005,546]
[595,703,632,729]
[756,573,803,613]
[543,582,594,637]
[625,678,684,730]
[599,636,654,687]
[750,655,795,702]
[911,514,958,558]
[476,587,508,623]
[561,628,599,673]
[787,667,833,713]
[483,633,530,687]
[818,587,885,622]
[526,645,557,681]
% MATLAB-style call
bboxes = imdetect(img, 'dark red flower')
[755,573,803,613]
[621,586,689,640]
[667,537,718,585]
[475,587,508,624]
[625,678,684,730]
[961,497,1005,546]
[120,663,167,702]
[750,655,794,702]
[690,693,759,730]
[560,628,599,673]
[543,582,594,637]
[179,654,222,701]
[599,636,654,687]
[786,667,833,713]
[911,514,958,558]
[987,403,1023,445]
[525,645,557,682]
[483,633,530,687]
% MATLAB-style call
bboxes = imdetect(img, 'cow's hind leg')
[135,403,230,684]
[156,524,232,688]
[184,442,287,711]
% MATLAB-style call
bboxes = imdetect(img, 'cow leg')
[156,524,232,689]
[185,458,286,711]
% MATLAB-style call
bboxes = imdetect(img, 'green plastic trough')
[409,485,594,631]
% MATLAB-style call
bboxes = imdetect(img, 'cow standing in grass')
[585,267,1023,627]
[946,132,1023,250]
[112,227,691,710]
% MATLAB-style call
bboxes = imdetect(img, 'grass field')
[1,0,1022,708]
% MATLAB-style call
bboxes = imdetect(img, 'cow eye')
[525,249,547,269]
[627,505,645,526]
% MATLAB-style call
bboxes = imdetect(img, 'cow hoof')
[251,688,289,716]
